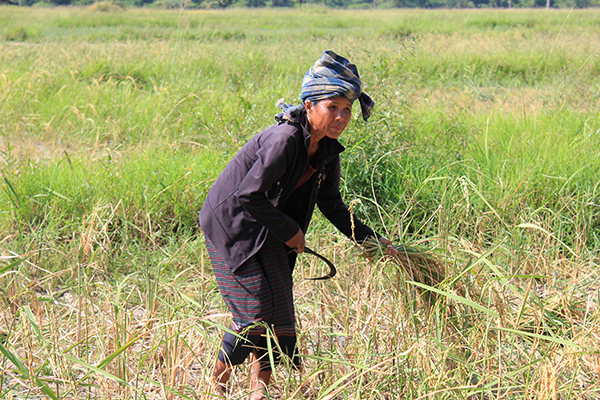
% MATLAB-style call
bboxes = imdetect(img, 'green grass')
[0,6,599,399]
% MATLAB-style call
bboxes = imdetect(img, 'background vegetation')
[0,6,599,399]
[4,0,600,13]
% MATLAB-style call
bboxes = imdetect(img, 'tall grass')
[0,6,599,399]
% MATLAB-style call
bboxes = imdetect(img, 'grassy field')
[1,6,599,399]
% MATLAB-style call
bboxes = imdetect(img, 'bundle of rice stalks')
[359,237,451,298]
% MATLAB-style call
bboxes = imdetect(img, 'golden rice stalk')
[359,237,447,294]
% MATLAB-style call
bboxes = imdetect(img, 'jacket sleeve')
[316,156,378,243]
[236,135,301,244]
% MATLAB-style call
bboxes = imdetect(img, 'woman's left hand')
[377,237,399,256]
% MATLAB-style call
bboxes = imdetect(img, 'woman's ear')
[305,100,313,120]
[305,100,313,112]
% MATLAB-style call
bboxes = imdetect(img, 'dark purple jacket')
[199,116,376,271]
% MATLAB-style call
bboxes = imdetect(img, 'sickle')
[303,246,337,280]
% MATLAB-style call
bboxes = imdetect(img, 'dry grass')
[0,231,599,399]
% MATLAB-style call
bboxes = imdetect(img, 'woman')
[199,50,396,399]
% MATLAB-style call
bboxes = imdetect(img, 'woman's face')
[306,96,353,141]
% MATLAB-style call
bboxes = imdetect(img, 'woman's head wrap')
[300,50,375,122]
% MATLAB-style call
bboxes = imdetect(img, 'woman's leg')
[249,351,272,400]
[206,237,275,394]
[212,358,231,396]
[252,237,300,371]
[205,234,299,394]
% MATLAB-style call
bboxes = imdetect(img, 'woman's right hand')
[285,230,305,253]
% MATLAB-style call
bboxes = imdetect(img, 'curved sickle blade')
[304,246,337,280]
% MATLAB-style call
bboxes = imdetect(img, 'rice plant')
[0,6,599,399]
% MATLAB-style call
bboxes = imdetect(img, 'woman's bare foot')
[212,359,232,397]
[248,390,268,400]
[248,353,271,400]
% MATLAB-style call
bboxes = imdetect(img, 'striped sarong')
[206,234,300,370]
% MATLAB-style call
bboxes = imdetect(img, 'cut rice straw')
[359,237,450,299]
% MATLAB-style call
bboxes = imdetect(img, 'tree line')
[4,0,597,13]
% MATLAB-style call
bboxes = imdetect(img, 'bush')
[88,0,125,10]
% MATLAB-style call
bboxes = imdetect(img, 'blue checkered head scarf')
[301,50,375,122]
